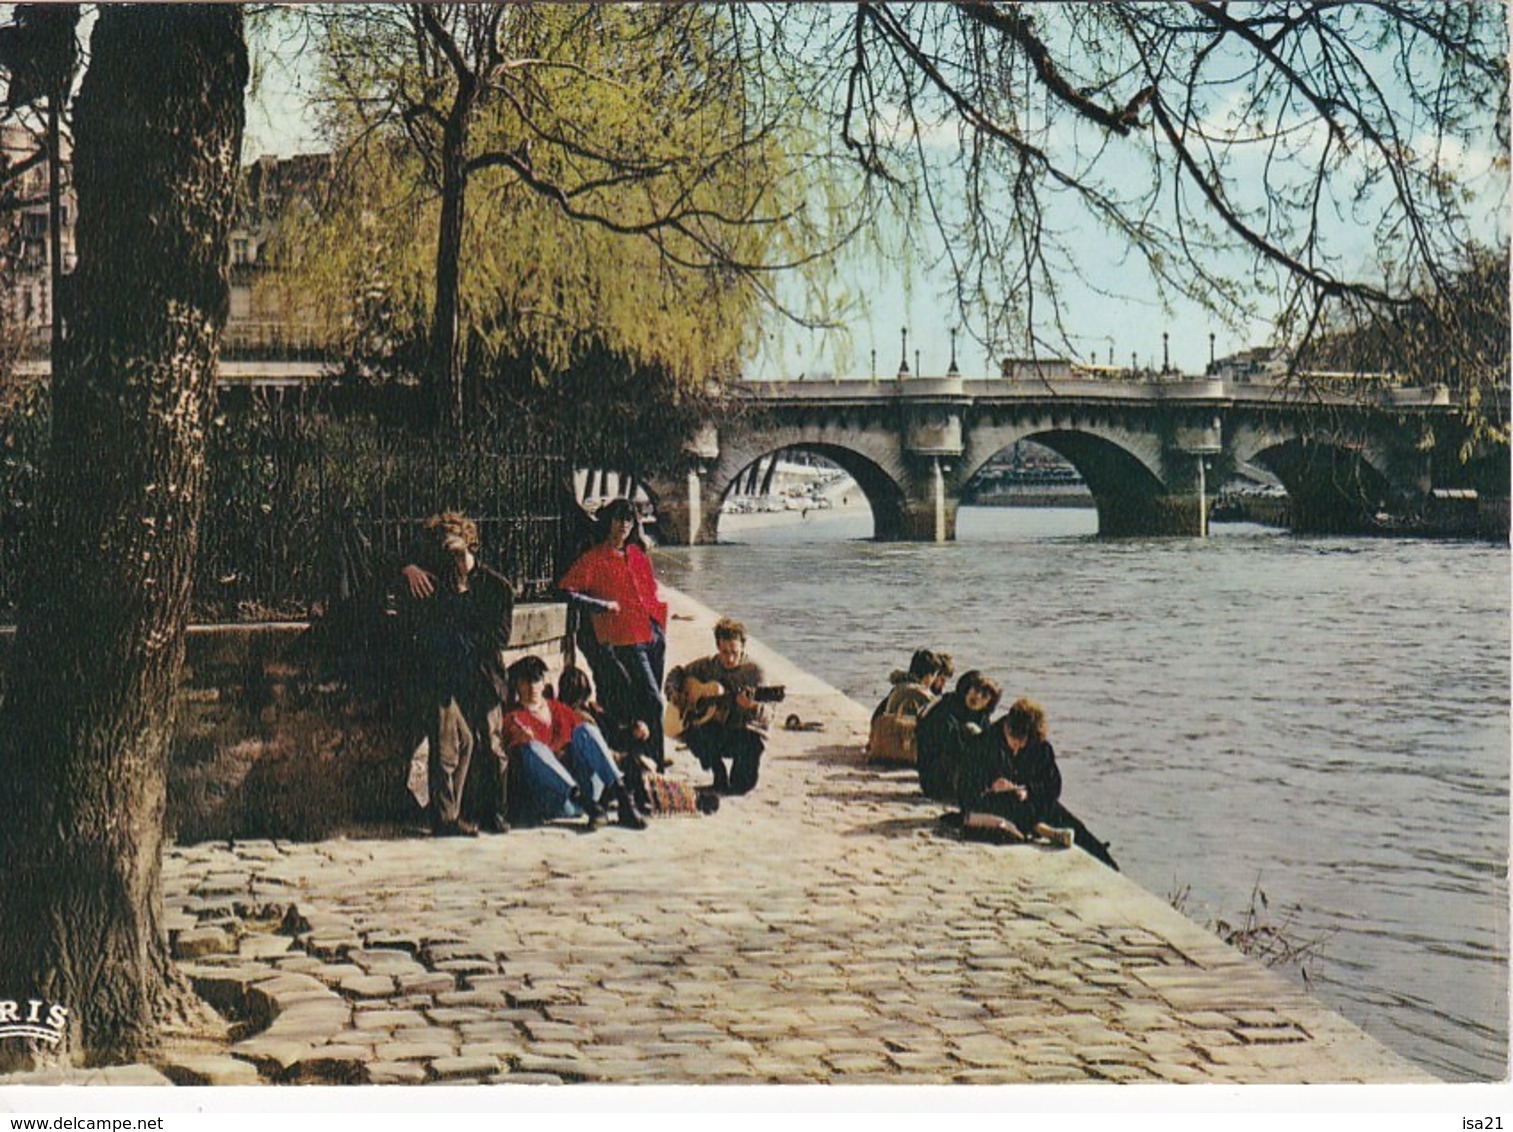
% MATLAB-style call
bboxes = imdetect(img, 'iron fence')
[0,386,576,622]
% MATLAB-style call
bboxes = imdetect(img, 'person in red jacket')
[500,656,647,830]
[558,498,668,769]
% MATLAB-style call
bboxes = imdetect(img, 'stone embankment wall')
[0,603,570,843]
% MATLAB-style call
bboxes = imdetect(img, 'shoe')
[962,813,1024,843]
[481,813,511,835]
[613,784,648,829]
[433,819,478,838]
[1047,827,1075,849]
[584,805,604,832]
[695,790,720,815]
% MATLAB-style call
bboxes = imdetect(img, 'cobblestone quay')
[6,587,1432,1087]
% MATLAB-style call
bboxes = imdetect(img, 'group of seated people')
[396,504,1105,863]
[868,648,1117,867]
[400,504,761,838]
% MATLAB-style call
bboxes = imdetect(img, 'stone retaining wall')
[0,603,569,843]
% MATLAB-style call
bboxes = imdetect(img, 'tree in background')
[1297,241,1510,480]
[0,5,247,1066]
[276,4,847,440]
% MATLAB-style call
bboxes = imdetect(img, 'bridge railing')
[734,369,1451,407]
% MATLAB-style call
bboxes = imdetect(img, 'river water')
[653,506,1510,1082]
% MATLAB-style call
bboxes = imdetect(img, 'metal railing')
[0,388,575,622]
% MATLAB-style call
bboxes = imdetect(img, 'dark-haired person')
[559,498,668,770]
[866,647,947,765]
[959,697,1074,847]
[500,655,647,831]
[558,665,719,818]
[666,618,771,795]
[928,651,955,697]
[917,669,1002,803]
[399,511,515,838]
[870,649,946,721]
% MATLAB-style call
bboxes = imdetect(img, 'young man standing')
[666,618,771,795]
[401,512,514,836]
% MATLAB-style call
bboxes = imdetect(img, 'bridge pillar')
[646,463,725,546]
[897,386,967,542]
[1098,490,1206,537]
[885,457,964,542]
[651,469,701,547]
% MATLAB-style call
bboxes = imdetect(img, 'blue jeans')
[512,723,622,825]
[607,621,666,766]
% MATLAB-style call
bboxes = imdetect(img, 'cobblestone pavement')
[8,588,1435,1087]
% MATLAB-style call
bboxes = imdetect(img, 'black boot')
[570,786,602,831]
[614,783,648,830]
[620,753,655,814]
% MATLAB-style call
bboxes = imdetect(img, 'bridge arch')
[1226,413,1414,533]
[960,422,1183,537]
[709,439,908,541]
[1240,438,1394,533]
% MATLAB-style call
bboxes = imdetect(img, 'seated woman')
[500,656,647,831]
[559,665,719,818]
[957,696,1075,847]
[917,669,1002,803]
[866,648,948,765]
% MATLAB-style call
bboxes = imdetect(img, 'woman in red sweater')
[558,498,668,769]
[501,655,647,830]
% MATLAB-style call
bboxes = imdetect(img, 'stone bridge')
[57,356,1471,545]
[640,371,1465,544]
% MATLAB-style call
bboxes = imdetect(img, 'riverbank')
[0,585,1434,1090]
[717,488,870,538]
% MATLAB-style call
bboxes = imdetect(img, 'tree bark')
[431,80,474,438]
[0,5,246,1067]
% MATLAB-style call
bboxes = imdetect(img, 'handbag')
[867,710,918,765]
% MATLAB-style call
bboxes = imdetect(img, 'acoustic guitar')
[664,676,785,738]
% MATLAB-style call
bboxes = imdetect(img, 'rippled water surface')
[654,508,1510,1082]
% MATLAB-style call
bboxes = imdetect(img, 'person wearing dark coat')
[917,669,1001,803]
[400,511,515,837]
[958,696,1118,868]
[959,696,1069,843]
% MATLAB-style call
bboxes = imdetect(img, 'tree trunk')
[431,82,473,439]
[0,5,246,1068]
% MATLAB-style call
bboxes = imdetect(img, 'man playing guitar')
[664,617,777,795]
